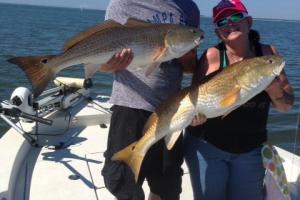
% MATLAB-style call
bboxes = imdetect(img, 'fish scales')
[111,55,285,182]
[8,18,203,97]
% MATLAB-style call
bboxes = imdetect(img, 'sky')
[0,0,299,20]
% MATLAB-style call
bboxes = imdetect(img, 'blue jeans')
[184,133,265,200]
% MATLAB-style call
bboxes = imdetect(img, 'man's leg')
[102,105,151,200]
[146,134,184,200]
[148,192,161,200]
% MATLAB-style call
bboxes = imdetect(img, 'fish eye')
[267,59,273,64]
[41,59,48,64]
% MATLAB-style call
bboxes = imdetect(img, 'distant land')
[252,17,300,23]
[200,14,300,23]
[1,2,300,23]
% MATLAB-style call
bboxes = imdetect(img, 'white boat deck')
[0,95,299,200]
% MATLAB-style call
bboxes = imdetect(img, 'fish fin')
[221,105,240,119]
[8,55,56,98]
[164,131,182,150]
[125,18,153,27]
[111,141,144,182]
[64,19,123,51]
[127,62,161,77]
[99,63,121,73]
[219,86,241,108]
[84,63,100,79]
[142,45,167,76]
[144,62,161,76]
[153,46,167,62]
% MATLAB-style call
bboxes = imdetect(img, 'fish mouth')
[194,37,203,45]
[273,61,285,76]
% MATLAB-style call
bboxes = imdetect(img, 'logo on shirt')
[146,12,187,25]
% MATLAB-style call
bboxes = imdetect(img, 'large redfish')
[112,55,285,182]
[8,18,203,97]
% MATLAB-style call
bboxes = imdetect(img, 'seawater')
[0,3,299,154]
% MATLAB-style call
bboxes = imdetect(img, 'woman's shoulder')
[204,46,220,59]
[197,46,221,76]
[202,46,222,67]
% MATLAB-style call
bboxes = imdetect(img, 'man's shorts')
[101,105,183,200]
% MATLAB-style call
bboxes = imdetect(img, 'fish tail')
[8,55,56,98]
[111,141,145,182]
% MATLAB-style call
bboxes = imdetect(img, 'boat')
[0,77,299,200]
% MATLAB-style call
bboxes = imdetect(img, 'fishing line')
[55,78,112,114]
[292,104,300,154]
[290,103,300,181]
[17,120,64,137]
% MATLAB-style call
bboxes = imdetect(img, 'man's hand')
[100,48,134,72]
[190,113,207,127]
[178,48,198,74]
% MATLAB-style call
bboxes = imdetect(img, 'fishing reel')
[0,87,53,146]
[0,87,52,125]
[10,87,35,116]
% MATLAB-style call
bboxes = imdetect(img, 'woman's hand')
[265,77,283,95]
[100,48,134,72]
[265,72,294,112]
[190,113,207,127]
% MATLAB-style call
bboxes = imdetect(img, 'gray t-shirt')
[105,0,200,112]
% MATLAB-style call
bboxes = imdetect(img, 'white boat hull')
[0,93,299,200]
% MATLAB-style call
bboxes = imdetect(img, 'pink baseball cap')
[213,0,248,23]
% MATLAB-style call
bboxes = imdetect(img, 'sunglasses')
[215,12,248,28]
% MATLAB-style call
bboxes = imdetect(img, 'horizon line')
[1,2,299,22]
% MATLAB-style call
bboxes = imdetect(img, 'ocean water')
[0,3,299,154]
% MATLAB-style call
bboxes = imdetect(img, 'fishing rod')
[53,77,112,115]
[0,100,53,146]
[0,102,53,125]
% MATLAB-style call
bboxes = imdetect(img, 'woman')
[184,0,294,200]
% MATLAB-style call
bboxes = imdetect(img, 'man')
[101,0,201,199]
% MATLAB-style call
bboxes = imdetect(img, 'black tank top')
[188,42,271,153]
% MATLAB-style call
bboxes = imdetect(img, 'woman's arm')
[192,47,220,85]
[265,70,294,112]
[189,47,221,126]
[264,45,295,112]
